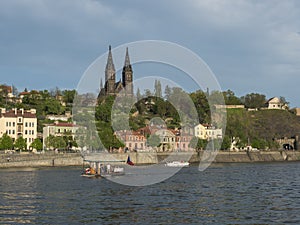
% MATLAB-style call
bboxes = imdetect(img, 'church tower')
[122,47,133,96]
[105,45,116,95]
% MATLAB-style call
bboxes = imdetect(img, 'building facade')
[194,124,223,140]
[43,122,80,149]
[115,130,146,151]
[99,46,133,98]
[0,108,37,149]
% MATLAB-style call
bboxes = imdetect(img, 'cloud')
[0,0,300,105]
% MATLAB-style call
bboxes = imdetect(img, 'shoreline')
[1,151,300,169]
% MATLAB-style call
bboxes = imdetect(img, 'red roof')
[1,109,36,118]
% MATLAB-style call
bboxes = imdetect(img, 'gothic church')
[99,46,133,97]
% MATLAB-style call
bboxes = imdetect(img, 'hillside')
[225,109,300,149]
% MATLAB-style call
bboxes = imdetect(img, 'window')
[6,122,8,127]
[32,122,34,127]
[25,130,27,135]
[13,122,15,127]
[25,122,28,127]
[58,129,60,133]
[18,118,22,123]
[9,122,11,127]
[12,130,15,135]
[32,130,34,135]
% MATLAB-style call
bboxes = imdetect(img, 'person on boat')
[106,164,111,174]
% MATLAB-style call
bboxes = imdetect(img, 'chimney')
[1,108,5,114]
[14,108,17,115]
[21,108,24,115]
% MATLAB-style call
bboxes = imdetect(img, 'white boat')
[165,161,189,167]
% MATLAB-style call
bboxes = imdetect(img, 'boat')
[81,155,134,178]
[82,164,125,178]
[165,161,190,167]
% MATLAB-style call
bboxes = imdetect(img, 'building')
[0,85,15,102]
[0,108,37,149]
[115,130,146,151]
[266,97,287,110]
[194,124,223,140]
[43,122,80,149]
[98,46,133,98]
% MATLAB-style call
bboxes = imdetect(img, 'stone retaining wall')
[1,151,300,168]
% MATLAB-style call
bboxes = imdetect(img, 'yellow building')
[194,124,222,140]
[43,122,80,150]
[0,108,37,149]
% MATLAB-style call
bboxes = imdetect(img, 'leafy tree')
[14,136,27,150]
[241,93,266,109]
[0,133,13,150]
[154,80,162,98]
[62,89,76,106]
[164,85,171,99]
[147,134,161,147]
[136,88,142,101]
[221,136,231,150]
[52,136,67,150]
[30,138,43,151]
[223,89,242,105]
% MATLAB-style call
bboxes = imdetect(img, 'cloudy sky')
[0,0,300,106]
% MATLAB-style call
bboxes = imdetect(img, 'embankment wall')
[1,151,300,168]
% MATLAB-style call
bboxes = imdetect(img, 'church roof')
[105,45,115,71]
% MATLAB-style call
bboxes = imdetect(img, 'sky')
[0,0,300,106]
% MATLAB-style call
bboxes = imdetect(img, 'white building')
[194,124,222,140]
[266,97,287,110]
[0,108,37,149]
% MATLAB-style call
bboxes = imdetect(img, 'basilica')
[99,46,133,97]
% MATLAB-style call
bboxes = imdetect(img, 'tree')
[241,93,266,109]
[14,136,27,151]
[221,136,231,150]
[164,85,171,99]
[136,88,142,101]
[30,138,43,151]
[147,134,161,148]
[154,80,162,98]
[62,89,76,106]
[223,90,242,105]
[0,133,13,150]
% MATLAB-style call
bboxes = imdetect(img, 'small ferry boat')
[81,155,134,178]
[82,164,125,178]
[165,161,190,167]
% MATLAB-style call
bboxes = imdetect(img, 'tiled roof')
[1,110,36,118]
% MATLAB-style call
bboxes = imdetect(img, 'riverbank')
[1,150,300,168]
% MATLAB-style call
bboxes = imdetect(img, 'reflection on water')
[1,163,300,224]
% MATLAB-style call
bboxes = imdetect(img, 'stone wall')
[1,151,300,168]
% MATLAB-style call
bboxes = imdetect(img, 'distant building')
[137,125,194,151]
[46,111,72,122]
[0,108,37,149]
[98,46,133,98]
[115,130,146,151]
[266,97,287,110]
[194,124,223,140]
[43,122,80,149]
[0,85,15,101]
[214,105,245,109]
[295,108,300,116]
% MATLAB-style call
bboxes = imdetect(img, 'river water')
[1,162,300,224]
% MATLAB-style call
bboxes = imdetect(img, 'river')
[1,162,300,224]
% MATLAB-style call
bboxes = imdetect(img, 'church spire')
[124,47,130,67]
[106,45,115,72]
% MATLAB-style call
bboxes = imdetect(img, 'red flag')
[127,156,134,166]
